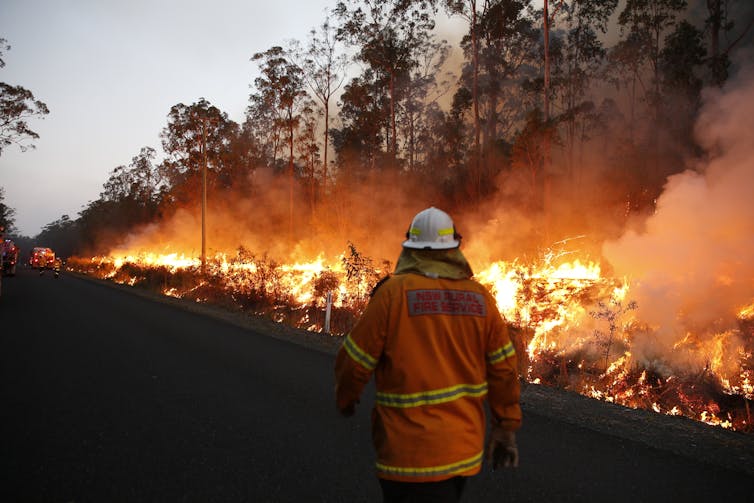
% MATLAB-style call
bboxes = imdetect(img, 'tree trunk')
[542,0,551,225]
[288,111,295,243]
[323,95,329,194]
[471,0,481,201]
[390,70,397,162]
[543,0,550,123]
[707,0,723,86]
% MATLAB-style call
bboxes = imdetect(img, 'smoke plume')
[602,56,754,373]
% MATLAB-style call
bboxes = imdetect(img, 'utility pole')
[542,0,563,242]
[201,119,207,276]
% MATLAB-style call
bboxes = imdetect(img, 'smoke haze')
[602,53,754,372]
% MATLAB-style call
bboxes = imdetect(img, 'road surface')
[1,266,753,502]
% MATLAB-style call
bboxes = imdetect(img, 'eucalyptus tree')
[330,69,389,177]
[476,1,539,150]
[101,146,162,224]
[442,0,484,175]
[226,123,267,194]
[603,0,691,215]
[0,187,15,233]
[400,33,450,173]
[245,93,283,168]
[704,0,754,87]
[295,102,322,215]
[159,98,238,205]
[510,108,555,208]
[618,0,688,121]
[658,20,705,151]
[127,147,161,209]
[334,0,437,163]
[296,17,349,194]
[418,92,472,204]
[0,38,49,156]
[35,214,78,258]
[549,0,618,183]
[448,1,539,201]
[250,46,309,238]
[607,30,646,145]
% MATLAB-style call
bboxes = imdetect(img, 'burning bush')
[66,244,754,433]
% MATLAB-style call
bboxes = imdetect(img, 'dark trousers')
[379,476,468,503]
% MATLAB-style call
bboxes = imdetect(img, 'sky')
[0,0,337,236]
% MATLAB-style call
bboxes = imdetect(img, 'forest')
[0,0,745,265]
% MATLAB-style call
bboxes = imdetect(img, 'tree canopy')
[24,1,753,258]
[0,38,49,157]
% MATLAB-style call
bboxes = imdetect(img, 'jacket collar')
[394,247,474,280]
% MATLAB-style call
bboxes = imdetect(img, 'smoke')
[109,165,439,268]
[602,53,754,372]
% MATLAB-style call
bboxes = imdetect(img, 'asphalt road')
[1,267,753,502]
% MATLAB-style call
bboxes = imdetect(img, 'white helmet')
[402,207,461,250]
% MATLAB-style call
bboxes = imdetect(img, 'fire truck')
[30,246,55,270]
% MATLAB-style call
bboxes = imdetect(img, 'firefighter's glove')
[487,426,518,469]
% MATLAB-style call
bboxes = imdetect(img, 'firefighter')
[335,207,521,502]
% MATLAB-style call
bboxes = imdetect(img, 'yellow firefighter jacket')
[335,248,521,482]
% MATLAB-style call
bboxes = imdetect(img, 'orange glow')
[68,244,754,433]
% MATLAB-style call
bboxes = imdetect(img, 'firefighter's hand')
[486,426,518,469]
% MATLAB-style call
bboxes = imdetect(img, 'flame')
[67,244,754,434]
[740,302,754,321]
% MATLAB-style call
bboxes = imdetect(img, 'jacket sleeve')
[485,302,522,431]
[334,284,390,412]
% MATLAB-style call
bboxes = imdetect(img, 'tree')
[476,1,538,137]
[607,29,646,145]
[0,38,49,156]
[551,0,618,184]
[541,0,566,125]
[476,1,539,186]
[129,147,161,209]
[226,123,266,193]
[297,17,349,195]
[251,46,309,240]
[618,0,688,120]
[658,20,705,150]
[0,187,16,234]
[101,146,162,225]
[36,214,78,258]
[159,98,238,204]
[330,71,389,177]
[704,0,754,87]
[419,96,471,204]
[443,0,483,186]
[442,1,540,202]
[400,36,450,172]
[76,198,124,255]
[335,0,437,163]
[510,108,558,209]
[615,0,692,215]
[295,103,322,217]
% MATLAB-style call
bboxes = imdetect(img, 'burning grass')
[65,244,754,434]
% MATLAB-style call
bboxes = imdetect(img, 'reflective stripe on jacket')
[335,272,521,482]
